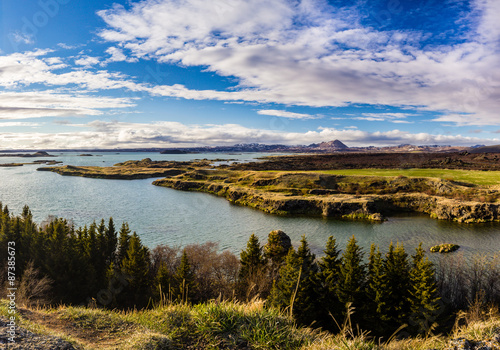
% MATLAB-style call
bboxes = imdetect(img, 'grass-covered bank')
[39,155,500,222]
[2,299,500,350]
[153,168,500,222]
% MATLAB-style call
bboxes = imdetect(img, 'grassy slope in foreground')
[2,299,499,350]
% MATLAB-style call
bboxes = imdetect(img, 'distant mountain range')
[160,140,350,154]
[160,140,474,154]
[1,141,495,154]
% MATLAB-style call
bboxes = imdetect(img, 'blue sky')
[0,0,499,149]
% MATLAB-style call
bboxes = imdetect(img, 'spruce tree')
[293,235,319,325]
[175,250,196,303]
[337,236,366,325]
[366,243,388,333]
[269,247,299,311]
[105,218,118,263]
[269,236,318,325]
[121,232,151,308]
[317,236,343,329]
[239,233,268,300]
[155,261,173,302]
[408,243,441,334]
[382,242,411,332]
[116,223,131,266]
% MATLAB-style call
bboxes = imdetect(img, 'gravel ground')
[0,317,77,350]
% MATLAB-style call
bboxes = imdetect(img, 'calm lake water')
[1,151,500,258]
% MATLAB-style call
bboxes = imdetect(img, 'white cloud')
[75,56,100,67]
[96,0,500,126]
[354,112,413,123]
[102,47,139,64]
[0,122,41,127]
[473,0,500,44]
[0,121,496,149]
[0,91,135,120]
[10,32,34,44]
[257,109,319,120]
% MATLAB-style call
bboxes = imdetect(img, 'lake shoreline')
[38,156,500,223]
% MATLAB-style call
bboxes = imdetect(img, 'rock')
[264,230,292,263]
[444,336,500,350]
[449,338,471,349]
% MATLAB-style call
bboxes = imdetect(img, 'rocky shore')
[36,156,500,223]
[153,176,500,223]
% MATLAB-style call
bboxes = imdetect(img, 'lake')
[1,151,500,258]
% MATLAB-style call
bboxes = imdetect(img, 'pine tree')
[293,235,318,325]
[408,243,441,334]
[317,236,343,329]
[116,223,131,266]
[337,236,366,325]
[365,243,388,333]
[269,247,299,311]
[269,236,318,325]
[155,261,173,302]
[382,242,411,332]
[121,232,151,308]
[239,233,268,300]
[105,218,117,263]
[175,250,196,303]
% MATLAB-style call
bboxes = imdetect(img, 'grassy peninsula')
[38,152,500,223]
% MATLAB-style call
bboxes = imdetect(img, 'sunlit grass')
[314,169,500,186]
[3,298,500,350]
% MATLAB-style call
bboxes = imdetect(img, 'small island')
[0,151,56,158]
[1,160,62,167]
[430,243,460,253]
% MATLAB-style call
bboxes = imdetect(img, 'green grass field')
[313,169,500,186]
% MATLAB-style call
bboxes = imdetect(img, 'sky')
[0,0,499,149]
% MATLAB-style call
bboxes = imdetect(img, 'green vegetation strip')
[313,169,500,186]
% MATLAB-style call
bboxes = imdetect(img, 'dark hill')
[469,144,500,153]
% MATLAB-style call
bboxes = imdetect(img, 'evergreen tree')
[116,223,131,266]
[365,243,388,333]
[382,242,411,332]
[317,236,343,329]
[155,261,173,302]
[408,243,441,334]
[269,236,318,325]
[293,235,319,325]
[121,232,151,308]
[105,218,117,263]
[175,250,196,303]
[269,247,299,311]
[337,236,366,325]
[239,233,268,300]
